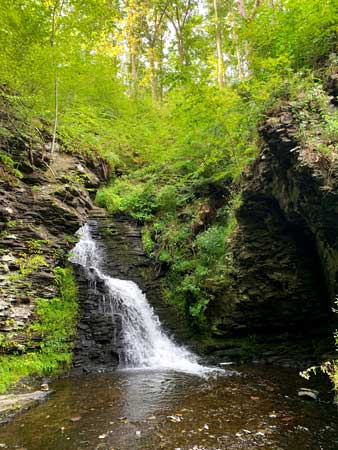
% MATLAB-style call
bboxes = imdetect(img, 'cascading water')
[70,224,215,375]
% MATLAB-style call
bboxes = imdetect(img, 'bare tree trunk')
[130,40,138,95]
[236,43,243,80]
[238,0,247,18]
[158,33,164,102]
[149,48,158,102]
[177,33,185,66]
[51,75,58,154]
[213,0,224,88]
[50,0,64,154]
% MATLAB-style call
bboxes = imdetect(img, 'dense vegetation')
[0,0,338,386]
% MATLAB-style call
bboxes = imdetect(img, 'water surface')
[0,365,337,450]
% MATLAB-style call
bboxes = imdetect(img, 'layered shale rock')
[207,105,338,362]
[0,94,109,355]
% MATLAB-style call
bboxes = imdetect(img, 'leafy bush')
[195,226,226,262]
[96,181,157,222]
[142,226,154,255]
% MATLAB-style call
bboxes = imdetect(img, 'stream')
[0,223,337,449]
[0,367,337,450]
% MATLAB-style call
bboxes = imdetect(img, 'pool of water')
[0,365,337,450]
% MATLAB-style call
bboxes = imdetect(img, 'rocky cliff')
[0,93,109,355]
[207,103,338,363]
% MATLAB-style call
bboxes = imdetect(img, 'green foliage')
[0,267,78,393]
[287,75,338,159]
[30,267,78,354]
[0,151,22,179]
[241,0,338,79]
[157,185,179,212]
[9,255,48,282]
[195,226,227,261]
[142,226,155,255]
[97,180,158,222]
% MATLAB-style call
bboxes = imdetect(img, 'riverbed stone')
[0,391,52,424]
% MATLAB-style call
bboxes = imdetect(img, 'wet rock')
[0,391,52,424]
[70,416,81,422]
[167,415,182,423]
[298,388,319,400]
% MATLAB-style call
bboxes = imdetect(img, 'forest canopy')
[1,0,337,168]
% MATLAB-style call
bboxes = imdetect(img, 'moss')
[9,255,49,281]
[196,335,260,361]
[0,151,23,179]
[26,239,49,255]
[0,266,78,393]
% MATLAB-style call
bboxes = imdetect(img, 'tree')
[49,0,66,153]
[142,0,170,101]
[212,0,225,88]
[165,0,195,67]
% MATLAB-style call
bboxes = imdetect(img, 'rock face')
[0,95,109,354]
[210,105,338,355]
[72,217,191,372]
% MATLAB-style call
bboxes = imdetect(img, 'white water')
[70,224,216,376]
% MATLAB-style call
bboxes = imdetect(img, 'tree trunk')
[50,0,64,154]
[149,48,158,102]
[238,0,247,18]
[130,40,138,95]
[51,75,58,154]
[213,0,224,88]
[178,34,185,66]
[158,33,165,101]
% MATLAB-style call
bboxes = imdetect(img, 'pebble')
[256,431,265,436]
[298,388,319,400]
[167,415,182,423]
[70,416,81,422]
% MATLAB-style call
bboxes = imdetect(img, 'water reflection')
[119,369,201,421]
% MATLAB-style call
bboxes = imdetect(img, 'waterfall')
[70,224,215,375]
